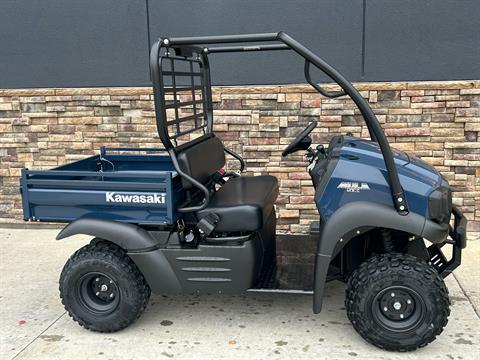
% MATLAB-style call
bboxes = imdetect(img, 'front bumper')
[427,206,467,277]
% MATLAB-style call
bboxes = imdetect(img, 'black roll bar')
[206,44,290,53]
[164,33,280,45]
[304,61,347,99]
[152,32,408,214]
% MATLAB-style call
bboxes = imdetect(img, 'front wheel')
[59,240,151,332]
[345,253,450,351]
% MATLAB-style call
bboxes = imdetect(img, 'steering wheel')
[282,121,317,157]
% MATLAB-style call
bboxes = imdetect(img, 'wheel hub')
[78,272,120,314]
[372,286,425,332]
[379,289,416,321]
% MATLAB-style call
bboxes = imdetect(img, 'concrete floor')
[0,228,479,360]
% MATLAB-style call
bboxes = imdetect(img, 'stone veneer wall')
[0,81,479,237]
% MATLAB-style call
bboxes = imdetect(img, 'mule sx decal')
[337,182,371,193]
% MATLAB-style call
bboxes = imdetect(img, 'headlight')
[428,179,452,224]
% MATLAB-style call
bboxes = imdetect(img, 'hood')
[341,137,442,187]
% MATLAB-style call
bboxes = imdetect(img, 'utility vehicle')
[20,32,467,351]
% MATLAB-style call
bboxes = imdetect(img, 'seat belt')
[196,213,220,237]
[212,168,226,185]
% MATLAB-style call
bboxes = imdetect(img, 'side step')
[247,288,313,295]
[250,260,314,293]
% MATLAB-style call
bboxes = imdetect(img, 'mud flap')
[313,253,331,313]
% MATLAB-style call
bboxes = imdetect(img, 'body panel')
[316,137,443,221]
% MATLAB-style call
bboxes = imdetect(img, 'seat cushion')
[197,175,279,232]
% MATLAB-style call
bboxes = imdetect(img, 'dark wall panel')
[0,0,149,88]
[1,1,479,88]
[364,0,480,81]
[148,0,364,85]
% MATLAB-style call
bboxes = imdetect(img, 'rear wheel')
[60,240,151,332]
[345,253,450,351]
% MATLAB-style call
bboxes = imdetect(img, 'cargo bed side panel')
[20,150,184,225]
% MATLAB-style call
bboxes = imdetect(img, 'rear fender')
[56,218,158,251]
[313,201,433,314]
[57,218,182,293]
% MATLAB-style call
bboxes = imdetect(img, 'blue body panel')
[20,148,184,225]
[317,137,442,221]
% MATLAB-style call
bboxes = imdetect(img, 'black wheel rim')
[371,286,425,332]
[77,272,120,315]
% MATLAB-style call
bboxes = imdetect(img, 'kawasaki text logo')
[337,182,370,193]
[105,192,166,204]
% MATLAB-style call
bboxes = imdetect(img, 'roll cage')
[150,32,408,215]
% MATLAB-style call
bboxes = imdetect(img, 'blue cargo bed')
[20,147,184,225]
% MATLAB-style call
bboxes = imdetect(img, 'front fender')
[320,202,427,257]
[313,201,441,313]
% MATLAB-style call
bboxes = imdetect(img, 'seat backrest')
[176,135,225,190]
